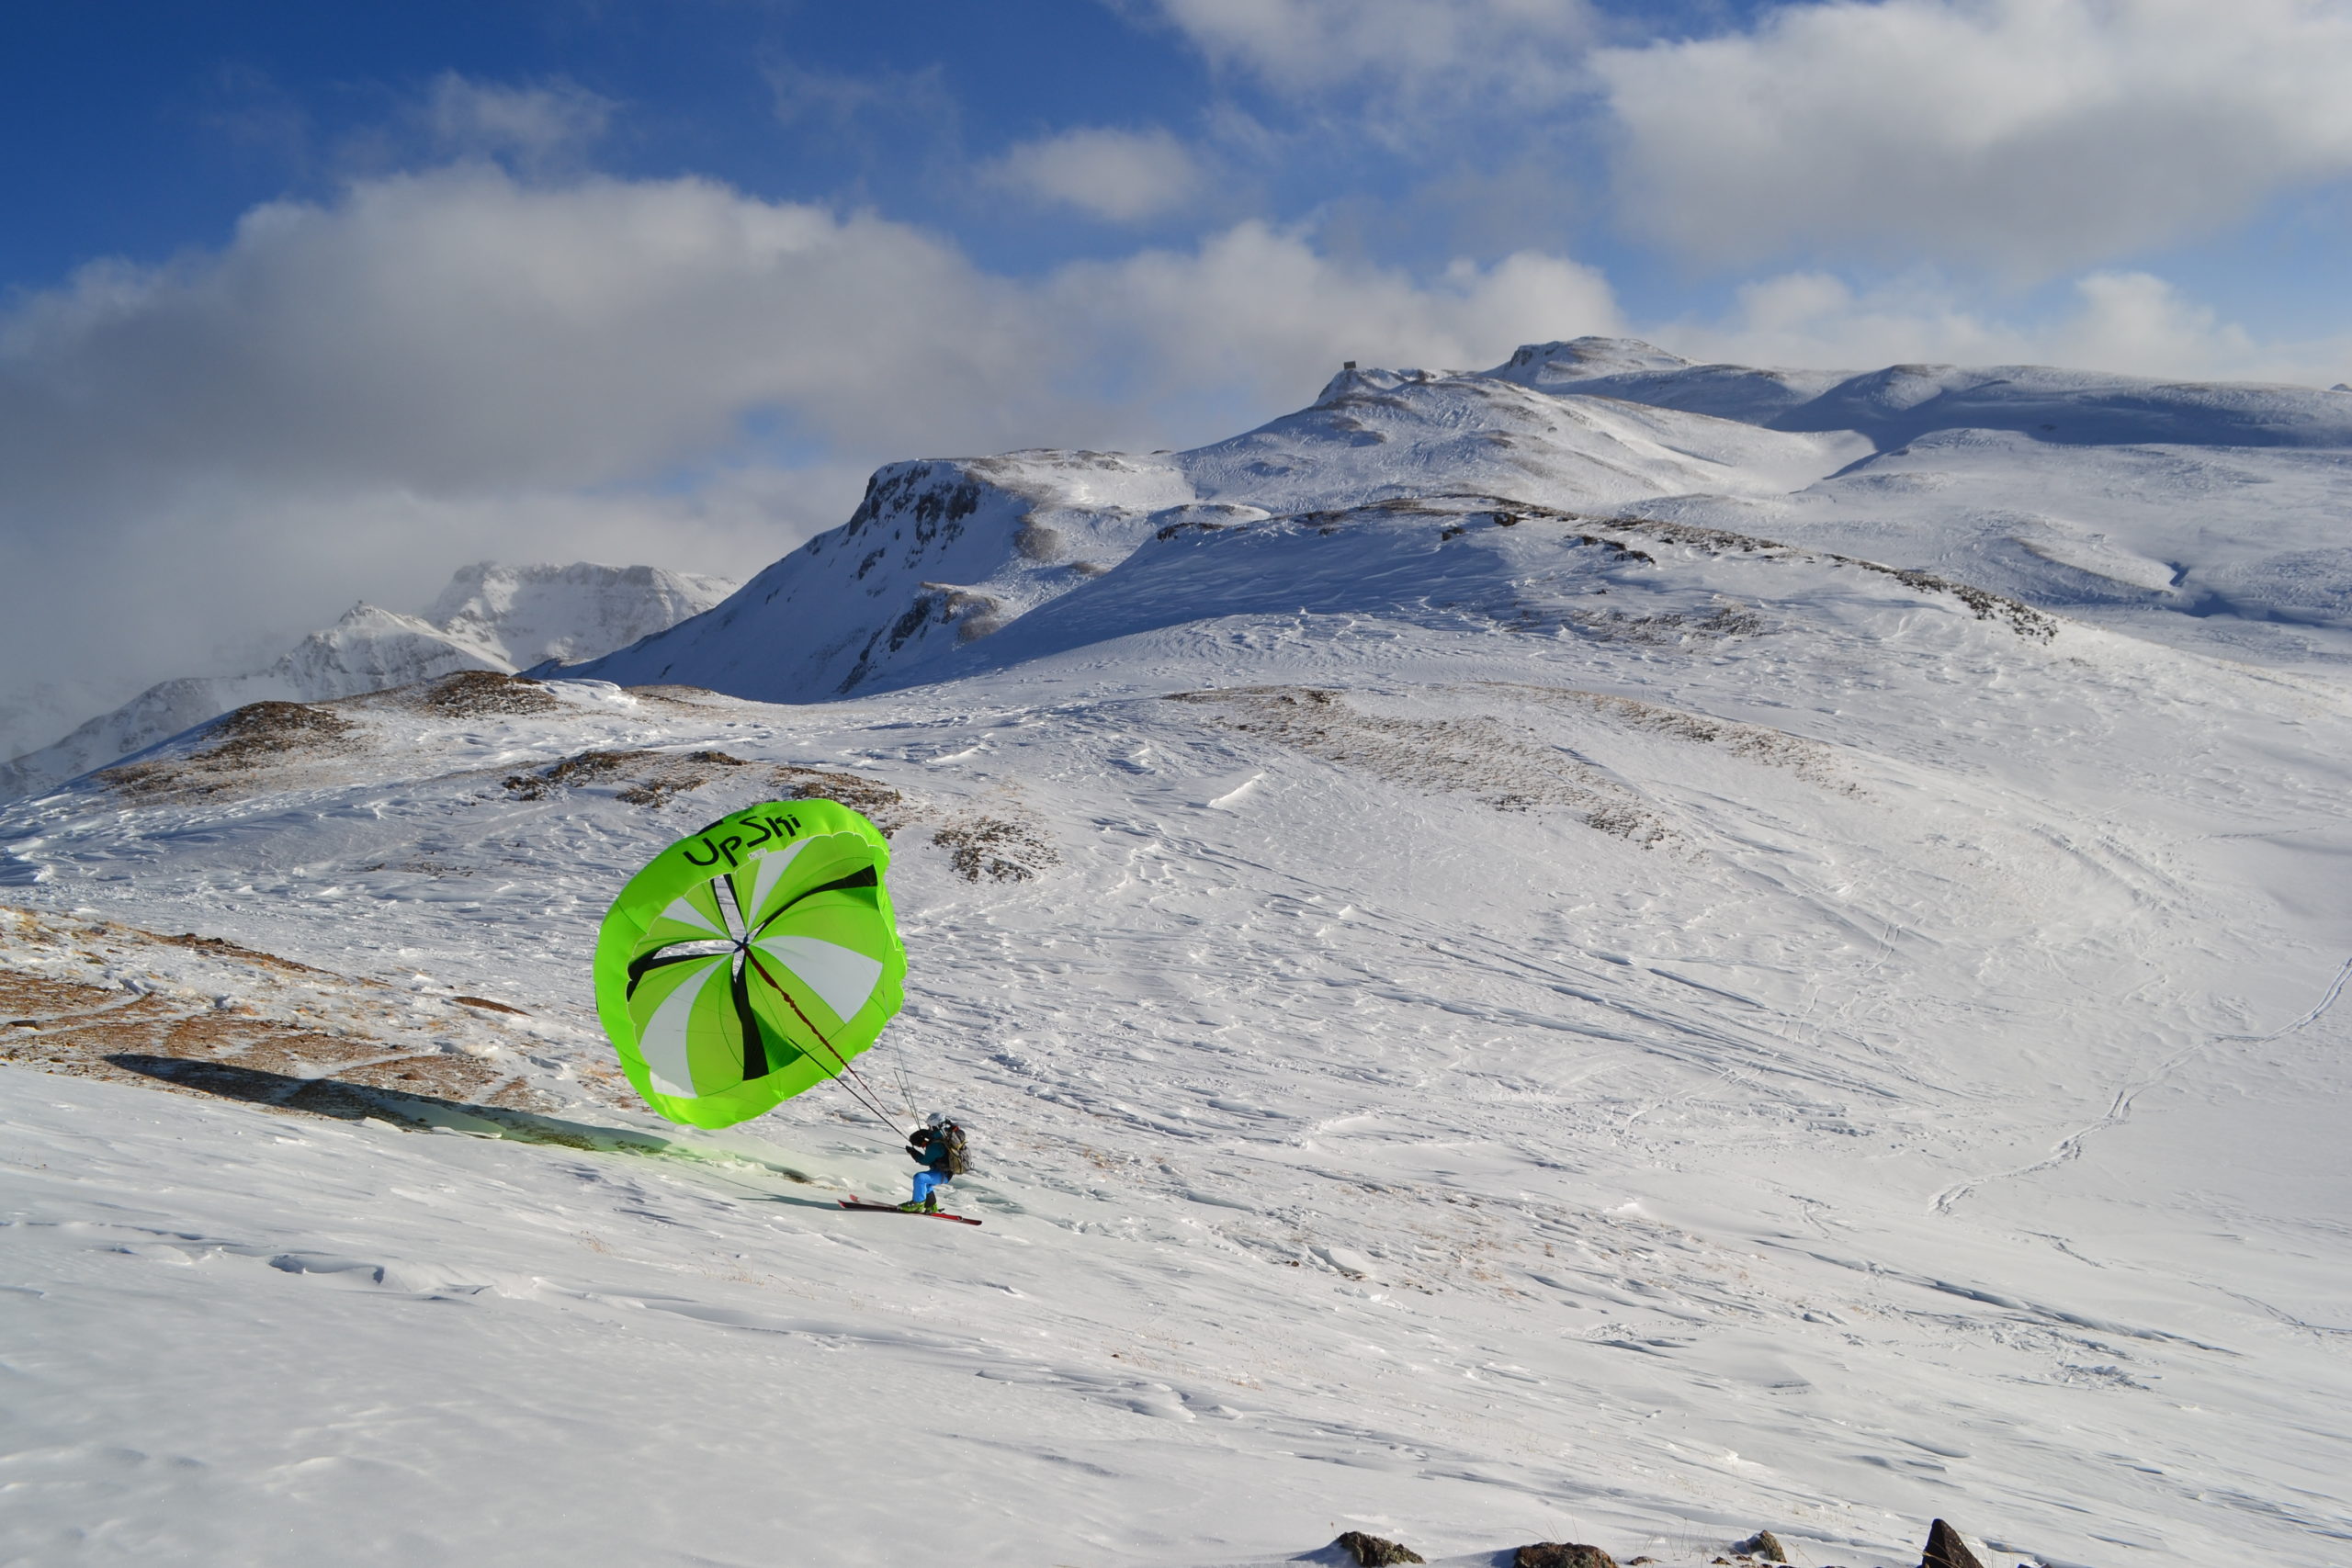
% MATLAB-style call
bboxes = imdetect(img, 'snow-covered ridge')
[571,339,2352,703]
[0,561,734,800]
[1502,341,2352,671]
[1493,336,2352,448]
[565,359,1871,701]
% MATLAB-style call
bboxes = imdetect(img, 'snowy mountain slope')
[563,375,1867,703]
[567,450,1200,705]
[1498,337,2352,449]
[0,682,101,779]
[0,561,735,802]
[571,337,2352,716]
[1185,367,1866,511]
[1634,428,2352,672]
[4,446,2349,1568]
[1479,340,2352,674]
[954,496,2053,685]
[425,560,739,668]
[1491,338,1848,424]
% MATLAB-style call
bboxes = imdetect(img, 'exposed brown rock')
[452,995,527,1016]
[1515,1544,1619,1568]
[0,906,551,1118]
[412,670,560,716]
[503,750,909,828]
[931,815,1057,882]
[1334,1530,1425,1565]
[100,701,355,799]
[1921,1519,1986,1568]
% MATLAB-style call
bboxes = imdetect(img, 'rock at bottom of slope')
[1515,1544,1619,1568]
[1334,1531,1426,1565]
[1732,1530,1788,1562]
[1920,1518,1987,1568]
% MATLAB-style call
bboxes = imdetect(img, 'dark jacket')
[908,1127,950,1170]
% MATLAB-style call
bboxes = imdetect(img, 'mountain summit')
[561,340,2352,704]
[0,561,734,799]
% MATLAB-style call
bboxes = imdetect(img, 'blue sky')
[6,0,2352,732]
[10,0,2348,331]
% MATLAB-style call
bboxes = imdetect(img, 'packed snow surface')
[0,561,735,801]
[4,343,2350,1568]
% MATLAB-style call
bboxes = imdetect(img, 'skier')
[900,1112,967,1212]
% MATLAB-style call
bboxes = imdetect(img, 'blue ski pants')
[911,1169,949,1204]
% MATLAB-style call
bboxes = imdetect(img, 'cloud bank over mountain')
[0,164,1614,721]
[4,5,2350,747]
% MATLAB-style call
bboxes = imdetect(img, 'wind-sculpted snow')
[1638,426,2352,671]
[962,499,2053,683]
[1188,369,1864,513]
[1477,341,2352,672]
[5,344,2352,1567]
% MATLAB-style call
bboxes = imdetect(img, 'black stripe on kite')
[625,949,724,1001]
[750,864,879,939]
[729,962,773,1082]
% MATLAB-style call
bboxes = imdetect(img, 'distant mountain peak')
[1,560,737,799]
[1498,337,1698,380]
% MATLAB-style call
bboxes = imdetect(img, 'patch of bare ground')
[1562,604,1768,647]
[931,816,1058,882]
[0,908,807,1170]
[99,701,356,800]
[1404,493,2057,641]
[402,669,560,716]
[1483,683,1849,789]
[154,930,331,975]
[1165,686,1672,845]
[503,749,911,830]
[622,683,727,709]
[503,747,729,806]
[453,994,527,1015]
[0,906,557,1122]
[1590,510,2058,641]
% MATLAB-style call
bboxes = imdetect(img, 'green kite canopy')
[594,798,907,1129]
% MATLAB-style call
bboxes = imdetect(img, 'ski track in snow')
[1932,952,2352,1218]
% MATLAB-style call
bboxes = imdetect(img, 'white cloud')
[1657,267,2349,385]
[1049,224,1618,412]
[1147,0,1597,99]
[0,166,1620,725]
[14,152,2333,749]
[1594,0,2352,274]
[418,73,615,167]
[987,127,1204,221]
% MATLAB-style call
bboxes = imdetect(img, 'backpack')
[938,1121,968,1176]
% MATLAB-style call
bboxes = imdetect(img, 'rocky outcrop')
[1333,1530,1425,1565]
[1919,1518,1986,1568]
[1514,1544,1619,1568]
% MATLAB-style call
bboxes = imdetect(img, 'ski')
[838,1197,981,1225]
